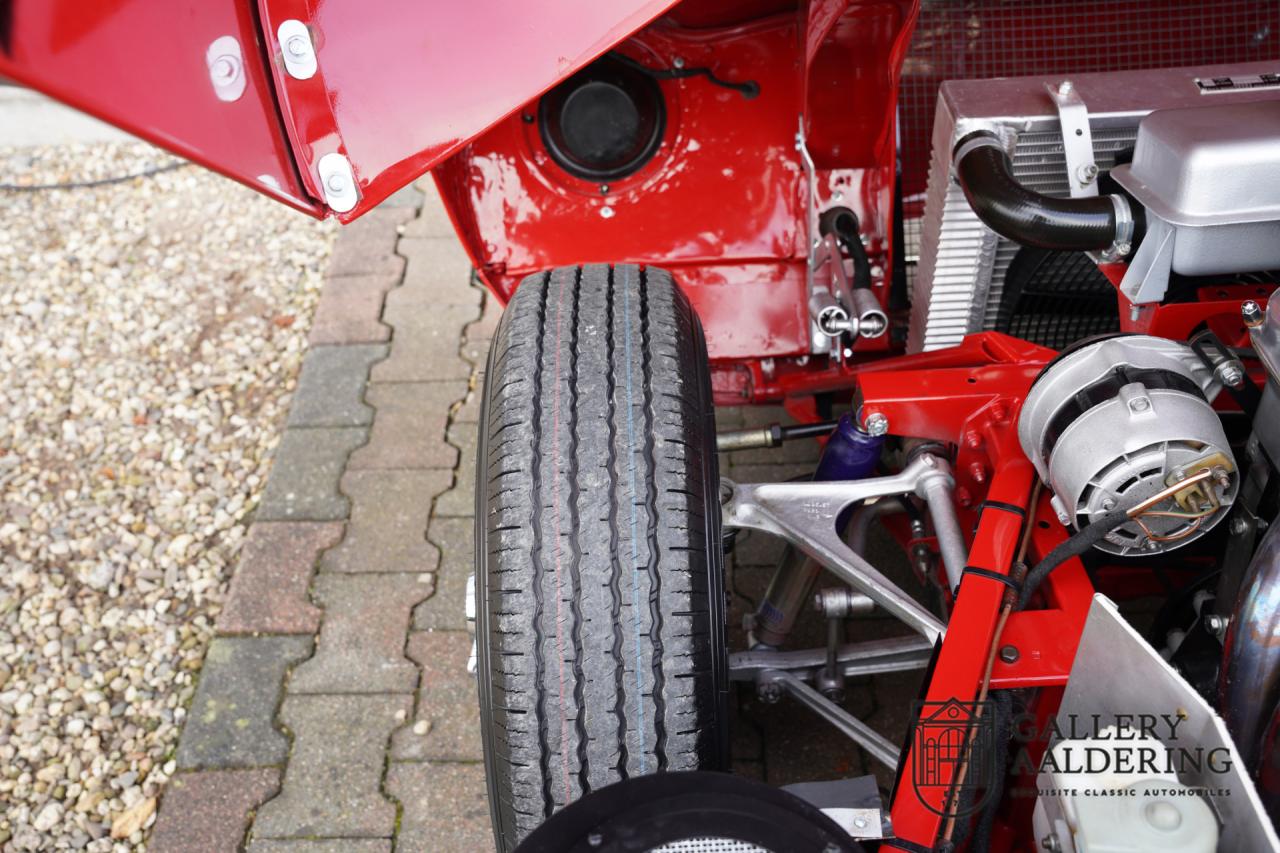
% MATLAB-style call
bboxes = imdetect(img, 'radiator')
[907,60,1280,352]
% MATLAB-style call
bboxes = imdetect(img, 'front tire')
[474,264,728,851]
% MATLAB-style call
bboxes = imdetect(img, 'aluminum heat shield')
[1053,595,1279,851]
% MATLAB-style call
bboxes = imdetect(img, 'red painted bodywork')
[434,0,915,380]
[0,0,316,212]
[4,1,1266,849]
[254,0,683,216]
[3,0,912,399]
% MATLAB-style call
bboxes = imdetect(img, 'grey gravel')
[0,140,336,849]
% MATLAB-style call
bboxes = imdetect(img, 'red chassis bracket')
[855,333,1097,851]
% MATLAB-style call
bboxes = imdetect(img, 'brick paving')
[156,179,920,851]
[154,181,493,852]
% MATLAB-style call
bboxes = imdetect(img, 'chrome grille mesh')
[650,839,770,852]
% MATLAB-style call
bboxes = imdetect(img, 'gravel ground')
[0,142,336,850]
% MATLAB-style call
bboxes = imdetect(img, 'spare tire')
[474,264,729,851]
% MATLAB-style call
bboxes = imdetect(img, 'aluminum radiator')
[907,60,1280,352]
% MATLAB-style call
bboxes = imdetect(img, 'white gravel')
[0,141,336,850]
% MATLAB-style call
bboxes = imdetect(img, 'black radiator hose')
[953,131,1125,252]
[818,206,872,289]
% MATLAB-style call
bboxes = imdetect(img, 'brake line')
[939,481,1040,844]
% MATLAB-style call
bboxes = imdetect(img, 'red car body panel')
[435,0,915,385]
[0,0,318,214]
[6,1,1273,848]
[255,0,683,218]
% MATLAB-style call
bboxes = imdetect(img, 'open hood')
[0,0,679,219]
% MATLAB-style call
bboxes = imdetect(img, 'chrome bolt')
[210,55,239,84]
[863,412,889,436]
[1129,397,1150,413]
[1243,300,1265,328]
[1042,834,1063,853]
[1101,498,1116,511]
[758,681,783,704]
[286,34,310,58]
[673,56,686,69]
[325,173,348,194]
[1216,361,1246,389]
[999,645,1020,664]
[588,832,603,847]
[1230,517,1250,536]
[1204,614,1228,638]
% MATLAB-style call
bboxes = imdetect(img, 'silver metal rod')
[715,426,777,453]
[920,475,967,590]
[729,634,933,682]
[770,669,901,770]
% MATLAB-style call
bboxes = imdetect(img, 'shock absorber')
[752,410,886,647]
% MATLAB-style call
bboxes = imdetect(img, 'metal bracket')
[1046,80,1099,198]
[317,152,359,213]
[796,119,829,354]
[278,20,318,81]
[722,455,955,640]
[206,36,246,103]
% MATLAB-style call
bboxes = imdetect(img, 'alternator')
[1018,335,1237,556]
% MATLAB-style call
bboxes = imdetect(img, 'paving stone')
[308,274,397,346]
[347,382,467,470]
[371,303,477,382]
[326,207,415,279]
[379,183,425,208]
[402,179,462,239]
[149,769,280,853]
[391,631,480,761]
[286,344,386,428]
[388,761,493,853]
[256,427,367,521]
[452,383,483,424]
[252,694,410,839]
[219,521,341,635]
[462,335,491,371]
[319,469,449,574]
[412,518,472,632]
[387,237,478,309]
[464,292,503,343]
[288,573,433,693]
[432,424,476,518]
[177,636,313,770]
[248,841,391,853]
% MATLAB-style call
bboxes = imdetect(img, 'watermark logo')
[911,698,997,819]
